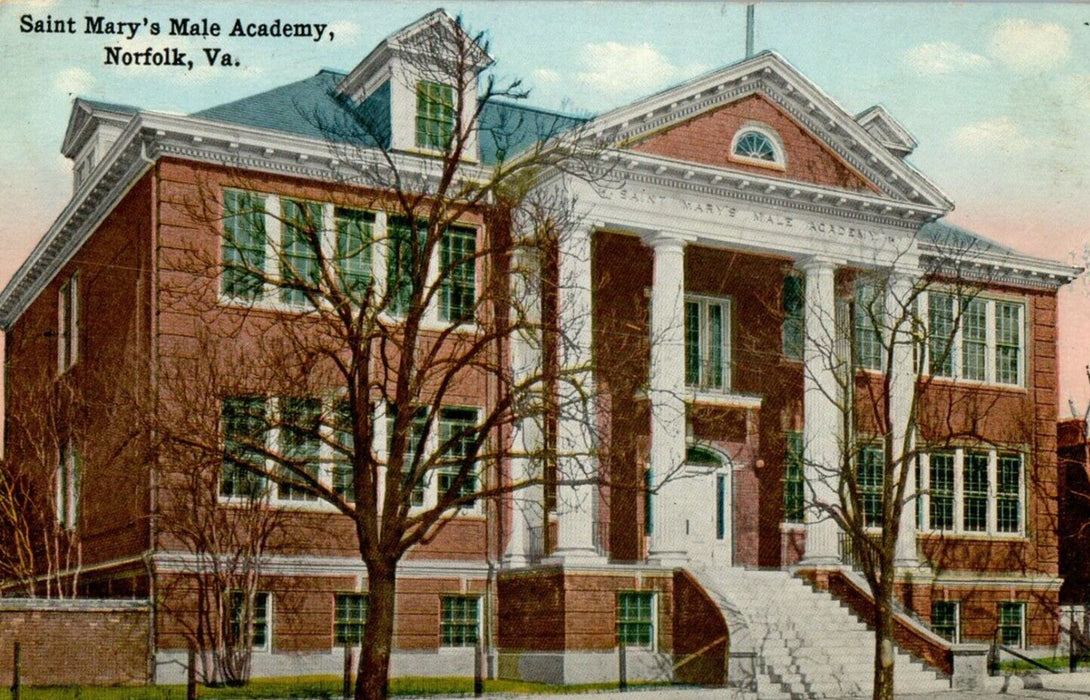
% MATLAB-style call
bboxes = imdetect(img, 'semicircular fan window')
[733,131,778,162]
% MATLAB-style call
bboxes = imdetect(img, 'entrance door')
[678,446,732,567]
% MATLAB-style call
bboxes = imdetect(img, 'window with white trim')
[439,225,477,322]
[617,592,656,649]
[924,292,1024,387]
[230,590,271,651]
[783,432,805,524]
[416,81,455,151]
[685,296,731,392]
[440,595,479,647]
[997,601,1025,648]
[334,593,368,645]
[917,449,1024,536]
[57,273,79,373]
[857,445,884,528]
[931,601,959,643]
[730,126,784,168]
[222,190,268,301]
[56,442,80,529]
[782,274,804,361]
[278,397,322,502]
[388,405,481,510]
[854,281,885,371]
[280,198,322,306]
[221,397,269,499]
[335,208,374,302]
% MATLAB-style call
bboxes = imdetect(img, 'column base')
[501,553,531,569]
[798,555,842,568]
[543,548,607,567]
[647,551,689,569]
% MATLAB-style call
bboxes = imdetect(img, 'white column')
[889,270,919,567]
[550,224,604,563]
[800,257,842,565]
[504,247,544,568]
[647,233,690,566]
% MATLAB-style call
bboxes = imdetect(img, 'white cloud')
[903,42,989,75]
[53,68,93,97]
[532,68,561,85]
[989,19,1070,72]
[950,116,1029,154]
[576,41,705,96]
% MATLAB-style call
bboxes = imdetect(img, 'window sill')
[918,531,1027,542]
[727,153,786,172]
[685,390,762,410]
[923,375,1026,393]
[779,522,805,533]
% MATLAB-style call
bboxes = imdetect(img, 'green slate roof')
[918,220,1021,258]
[190,69,590,166]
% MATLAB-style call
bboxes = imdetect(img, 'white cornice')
[0,109,491,329]
[155,551,490,579]
[586,51,952,214]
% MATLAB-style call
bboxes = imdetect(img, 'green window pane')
[389,406,428,507]
[963,452,989,532]
[278,397,321,502]
[684,301,701,386]
[230,591,270,649]
[995,302,1021,385]
[997,454,1021,533]
[707,303,724,389]
[333,400,355,502]
[617,592,655,648]
[931,601,958,642]
[998,602,1024,648]
[929,452,955,530]
[222,190,266,300]
[416,81,455,151]
[387,216,425,316]
[437,407,478,505]
[854,282,884,371]
[336,208,374,301]
[929,293,954,377]
[334,594,368,645]
[440,596,479,647]
[280,199,322,306]
[857,446,884,527]
[440,225,477,322]
[782,275,804,360]
[783,432,805,524]
[221,397,268,498]
[961,298,987,381]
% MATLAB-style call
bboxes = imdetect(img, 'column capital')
[796,254,841,274]
[644,230,696,251]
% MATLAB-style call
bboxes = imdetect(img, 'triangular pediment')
[60,98,137,158]
[586,51,951,211]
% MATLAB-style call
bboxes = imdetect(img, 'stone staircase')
[690,565,950,698]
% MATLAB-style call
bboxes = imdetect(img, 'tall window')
[222,190,267,300]
[387,216,424,316]
[221,397,268,498]
[230,591,270,651]
[995,302,1022,385]
[437,408,479,507]
[332,400,355,502]
[440,226,477,322]
[857,446,884,527]
[685,296,731,392]
[334,593,368,645]
[997,453,1022,533]
[56,443,80,529]
[388,406,428,507]
[929,452,955,531]
[926,292,1024,386]
[278,397,322,502]
[931,601,959,643]
[928,293,955,378]
[782,274,804,361]
[998,602,1025,648]
[416,81,455,151]
[961,298,987,381]
[617,592,655,648]
[440,596,479,647]
[962,451,989,532]
[57,273,79,373]
[854,281,884,371]
[783,432,805,524]
[280,199,322,306]
[335,208,374,300]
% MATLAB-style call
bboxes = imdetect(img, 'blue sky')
[0,1,1087,406]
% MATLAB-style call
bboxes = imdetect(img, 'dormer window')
[416,81,455,151]
[730,126,785,170]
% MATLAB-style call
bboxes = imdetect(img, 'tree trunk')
[872,590,896,700]
[357,559,397,700]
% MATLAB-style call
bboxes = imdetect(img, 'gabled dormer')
[61,99,137,193]
[335,9,493,161]
[854,105,918,159]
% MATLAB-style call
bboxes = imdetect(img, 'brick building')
[0,10,1079,692]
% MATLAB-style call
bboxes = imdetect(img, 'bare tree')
[796,232,1024,699]
[156,14,608,700]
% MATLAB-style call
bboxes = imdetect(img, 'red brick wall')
[629,94,879,193]
[1058,419,1090,602]
[673,570,727,685]
[4,173,154,573]
[0,600,150,685]
[498,569,673,652]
